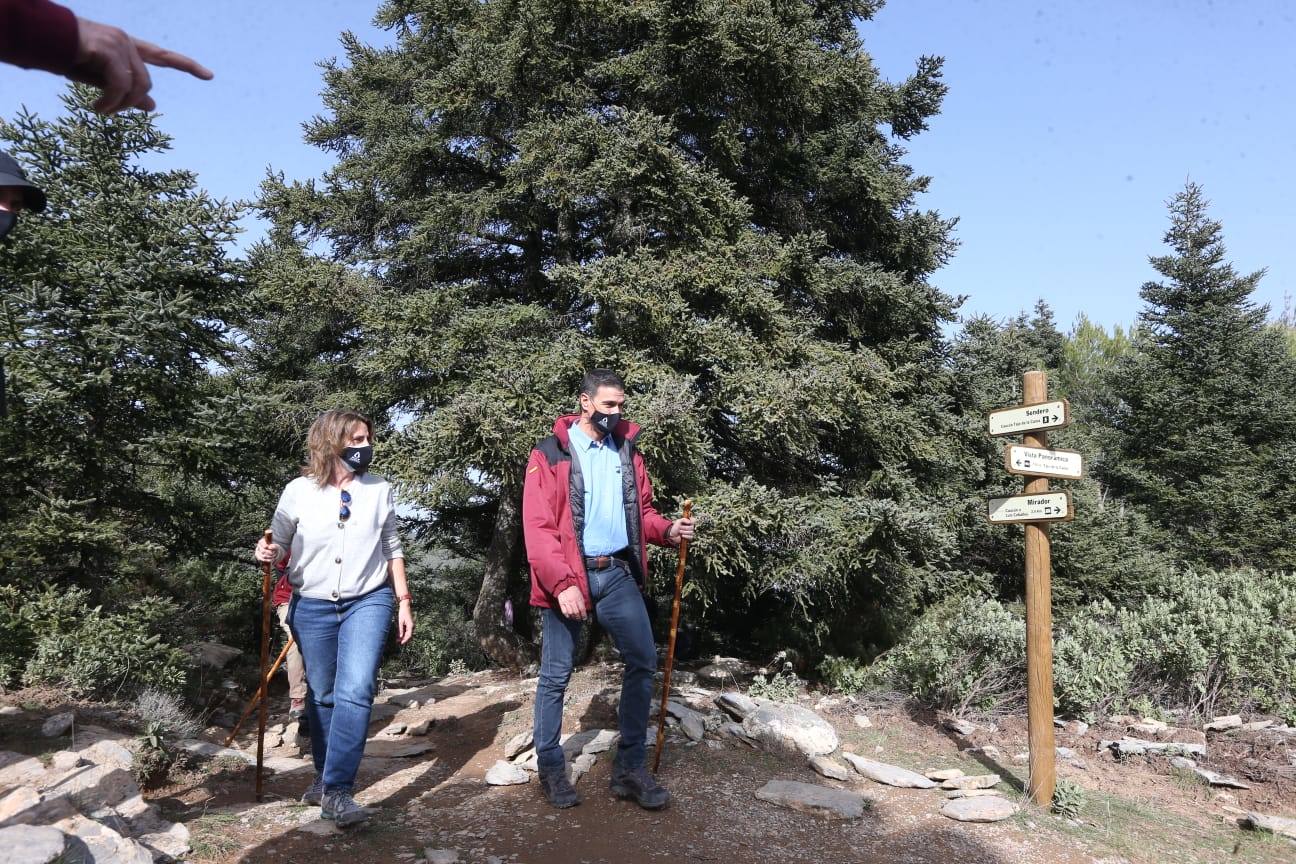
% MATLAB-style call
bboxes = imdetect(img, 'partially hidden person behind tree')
[522,369,696,810]
[0,0,212,114]
[271,555,309,739]
[254,409,414,827]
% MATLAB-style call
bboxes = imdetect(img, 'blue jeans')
[288,585,394,793]
[534,561,657,772]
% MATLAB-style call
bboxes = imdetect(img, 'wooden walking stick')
[224,637,295,747]
[255,529,273,802]
[653,500,692,773]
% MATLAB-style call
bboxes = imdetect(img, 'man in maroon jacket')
[0,0,211,114]
[522,369,695,810]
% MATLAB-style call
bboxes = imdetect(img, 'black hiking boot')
[539,767,581,809]
[610,763,670,810]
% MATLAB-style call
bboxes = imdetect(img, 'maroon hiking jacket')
[0,0,79,75]
[522,414,674,610]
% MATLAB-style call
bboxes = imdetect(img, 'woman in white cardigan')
[254,409,414,827]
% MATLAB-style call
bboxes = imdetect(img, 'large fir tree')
[0,90,255,596]
[1104,184,1296,568]
[249,0,966,664]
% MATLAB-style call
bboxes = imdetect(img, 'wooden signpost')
[987,371,1083,807]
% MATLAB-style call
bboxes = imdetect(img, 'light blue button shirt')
[568,422,628,556]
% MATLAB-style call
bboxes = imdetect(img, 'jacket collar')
[551,413,640,452]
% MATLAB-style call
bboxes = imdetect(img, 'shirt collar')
[568,422,608,450]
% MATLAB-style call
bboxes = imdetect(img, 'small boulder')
[568,752,596,786]
[189,641,242,669]
[715,691,758,720]
[40,712,74,739]
[49,751,83,772]
[1241,812,1296,841]
[503,730,533,759]
[1203,715,1242,733]
[80,740,135,770]
[0,705,22,717]
[925,768,965,782]
[809,755,851,782]
[941,716,976,736]
[741,703,839,757]
[0,786,42,822]
[580,729,619,756]
[484,760,530,786]
[425,848,460,864]
[945,789,1004,799]
[942,774,1001,791]
[0,824,65,864]
[407,719,432,736]
[853,714,872,729]
[696,656,756,685]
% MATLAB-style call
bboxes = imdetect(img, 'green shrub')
[381,560,487,679]
[748,670,801,702]
[22,593,193,699]
[1052,601,1134,721]
[871,595,1025,715]
[818,655,871,694]
[1051,778,1085,819]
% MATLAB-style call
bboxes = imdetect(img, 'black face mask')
[590,410,621,438]
[341,444,374,475]
[0,211,15,240]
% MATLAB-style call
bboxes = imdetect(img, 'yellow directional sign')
[988,400,1069,437]
[1004,444,1084,480]
[987,491,1073,524]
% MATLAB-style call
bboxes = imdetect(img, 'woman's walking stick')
[256,529,273,801]
[652,500,692,773]
[224,637,295,747]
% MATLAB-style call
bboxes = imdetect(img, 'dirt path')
[128,666,1289,864]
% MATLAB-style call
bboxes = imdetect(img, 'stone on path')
[754,780,867,819]
[485,760,530,786]
[1169,756,1197,770]
[40,712,74,738]
[925,768,964,781]
[1241,812,1296,841]
[945,789,1005,800]
[568,752,597,786]
[503,730,533,759]
[365,739,436,759]
[715,691,758,720]
[941,796,1018,823]
[1204,715,1242,733]
[696,657,756,685]
[666,701,707,742]
[853,714,872,729]
[942,774,1001,791]
[49,751,82,772]
[0,786,41,822]
[841,752,936,789]
[425,848,461,864]
[1192,767,1251,789]
[1100,737,1206,759]
[0,824,65,864]
[406,718,432,736]
[742,703,839,757]
[941,717,976,736]
[189,641,242,669]
[80,740,135,770]
[44,764,139,812]
[0,705,21,716]
[809,755,851,782]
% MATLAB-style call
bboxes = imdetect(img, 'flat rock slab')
[0,824,66,864]
[1204,715,1242,732]
[715,691,758,720]
[365,739,435,759]
[1193,767,1251,789]
[809,755,851,782]
[942,773,1001,791]
[425,848,461,863]
[754,780,867,819]
[1242,812,1296,840]
[941,796,1019,822]
[925,768,964,781]
[841,752,936,789]
[945,789,1005,799]
[742,703,839,757]
[0,786,42,822]
[1100,737,1206,759]
[485,760,530,786]
[580,729,619,756]
[503,730,533,759]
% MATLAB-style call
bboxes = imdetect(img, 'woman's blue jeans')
[534,561,657,773]
[288,585,394,793]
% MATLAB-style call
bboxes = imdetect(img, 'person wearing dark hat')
[0,0,212,115]
[0,149,47,240]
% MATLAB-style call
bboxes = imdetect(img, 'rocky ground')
[1,657,1294,864]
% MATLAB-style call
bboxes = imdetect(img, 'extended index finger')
[134,39,214,79]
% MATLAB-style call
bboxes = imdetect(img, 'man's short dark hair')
[580,369,625,397]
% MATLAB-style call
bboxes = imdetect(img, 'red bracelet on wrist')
[397,593,412,604]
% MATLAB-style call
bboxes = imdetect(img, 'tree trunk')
[473,484,535,668]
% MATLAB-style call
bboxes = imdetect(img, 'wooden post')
[1022,371,1056,806]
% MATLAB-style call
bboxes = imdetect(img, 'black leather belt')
[585,551,628,571]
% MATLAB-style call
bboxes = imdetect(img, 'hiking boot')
[301,775,325,805]
[538,767,581,809]
[321,790,370,827]
[610,764,670,810]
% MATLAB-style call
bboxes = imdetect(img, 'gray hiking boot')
[320,790,370,827]
[538,767,581,809]
[301,775,325,805]
[610,764,670,810]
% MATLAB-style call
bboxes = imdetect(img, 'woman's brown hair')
[304,409,373,485]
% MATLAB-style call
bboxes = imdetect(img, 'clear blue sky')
[2,0,1292,330]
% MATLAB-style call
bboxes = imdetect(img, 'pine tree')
[0,89,253,592]
[250,0,964,664]
[1105,184,1296,568]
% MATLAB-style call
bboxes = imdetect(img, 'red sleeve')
[521,449,579,599]
[0,0,80,75]
[635,451,675,547]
